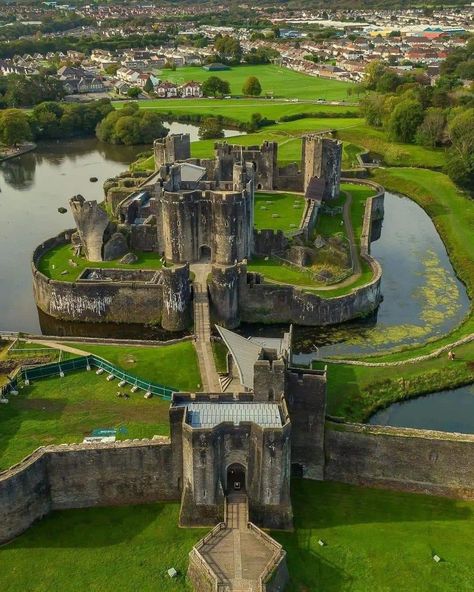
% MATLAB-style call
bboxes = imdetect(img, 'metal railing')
[0,355,177,400]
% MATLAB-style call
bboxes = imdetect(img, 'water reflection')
[369,384,474,434]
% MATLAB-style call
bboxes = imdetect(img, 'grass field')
[2,480,474,592]
[115,98,359,123]
[145,64,353,100]
[68,342,201,390]
[0,502,205,592]
[38,243,164,281]
[276,480,474,592]
[0,370,171,469]
[254,191,304,233]
[0,341,201,468]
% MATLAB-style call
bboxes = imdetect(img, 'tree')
[388,99,424,143]
[445,108,474,189]
[364,61,387,90]
[104,63,119,76]
[198,117,225,140]
[242,76,262,97]
[360,92,387,128]
[113,115,142,145]
[138,111,168,143]
[214,35,242,64]
[127,87,141,99]
[143,77,154,94]
[0,109,31,146]
[415,108,446,147]
[202,76,230,98]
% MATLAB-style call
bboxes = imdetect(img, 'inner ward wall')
[0,440,180,545]
[325,422,474,499]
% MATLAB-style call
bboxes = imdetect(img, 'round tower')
[160,264,192,332]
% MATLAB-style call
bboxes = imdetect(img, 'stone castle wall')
[0,440,180,545]
[32,232,192,331]
[325,422,474,499]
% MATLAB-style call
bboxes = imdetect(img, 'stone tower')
[154,134,191,169]
[302,134,342,201]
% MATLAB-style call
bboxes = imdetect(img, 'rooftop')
[185,402,283,429]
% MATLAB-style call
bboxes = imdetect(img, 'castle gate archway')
[199,245,212,262]
[227,463,246,493]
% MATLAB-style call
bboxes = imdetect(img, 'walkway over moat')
[188,494,288,592]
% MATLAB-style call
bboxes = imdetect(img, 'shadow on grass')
[290,480,473,529]
[3,503,169,550]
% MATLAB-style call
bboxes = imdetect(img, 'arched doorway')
[199,245,211,262]
[227,463,246,493]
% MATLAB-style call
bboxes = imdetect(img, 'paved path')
[198,495,274,592]
[191,264,220,393]
[25,339,91,357]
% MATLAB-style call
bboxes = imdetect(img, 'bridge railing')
[248,522,287,592]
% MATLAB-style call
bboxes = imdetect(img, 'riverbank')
[0,142,36,162]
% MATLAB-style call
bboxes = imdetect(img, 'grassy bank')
[315,340,474,422]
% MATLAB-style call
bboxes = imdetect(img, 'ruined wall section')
[69,195,113,262]
[325,423,474,499]
[0,440,181,545]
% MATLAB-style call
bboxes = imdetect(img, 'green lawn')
[276,480,474,592]
[69,342,201,391]
[2,481,474,592]
[254,191,304,233]
[116,98,359,122]
[144,64,353,100]
[38,243,164,282]
[0,502,206,592]
[0,370,171,469]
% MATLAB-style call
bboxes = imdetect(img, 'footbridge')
[188,494,288,591]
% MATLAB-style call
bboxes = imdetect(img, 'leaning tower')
[302,134,342,201]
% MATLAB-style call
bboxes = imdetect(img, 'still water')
[369,384,474,434]
[293,191,470,360]
[0,125,241,333]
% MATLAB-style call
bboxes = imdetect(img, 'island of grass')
[38,242,165,281]
[0,341,201,469]
[248,183,377,297]
[2,480,473,592]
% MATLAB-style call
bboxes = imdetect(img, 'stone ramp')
[189,495,286,592]
[191,263,220,392]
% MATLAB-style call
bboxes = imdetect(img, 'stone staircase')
[188,495,288,592]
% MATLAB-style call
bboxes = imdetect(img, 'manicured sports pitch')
[1,480,473,592]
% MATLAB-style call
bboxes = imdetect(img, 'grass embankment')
[253,191,304,233]
[211,341,228,374]
[275,480,474,592]
[316,340,474,422]
[2,481,474,591]
[146,64,353,101]
[0,502,206,592]
[0,342,201,468]
[38,243,164,282]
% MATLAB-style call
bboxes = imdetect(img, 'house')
[156,81,179,98]
[58,66,106,94]
[180,81,203,98]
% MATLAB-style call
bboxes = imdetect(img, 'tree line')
[359,40,474,190]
